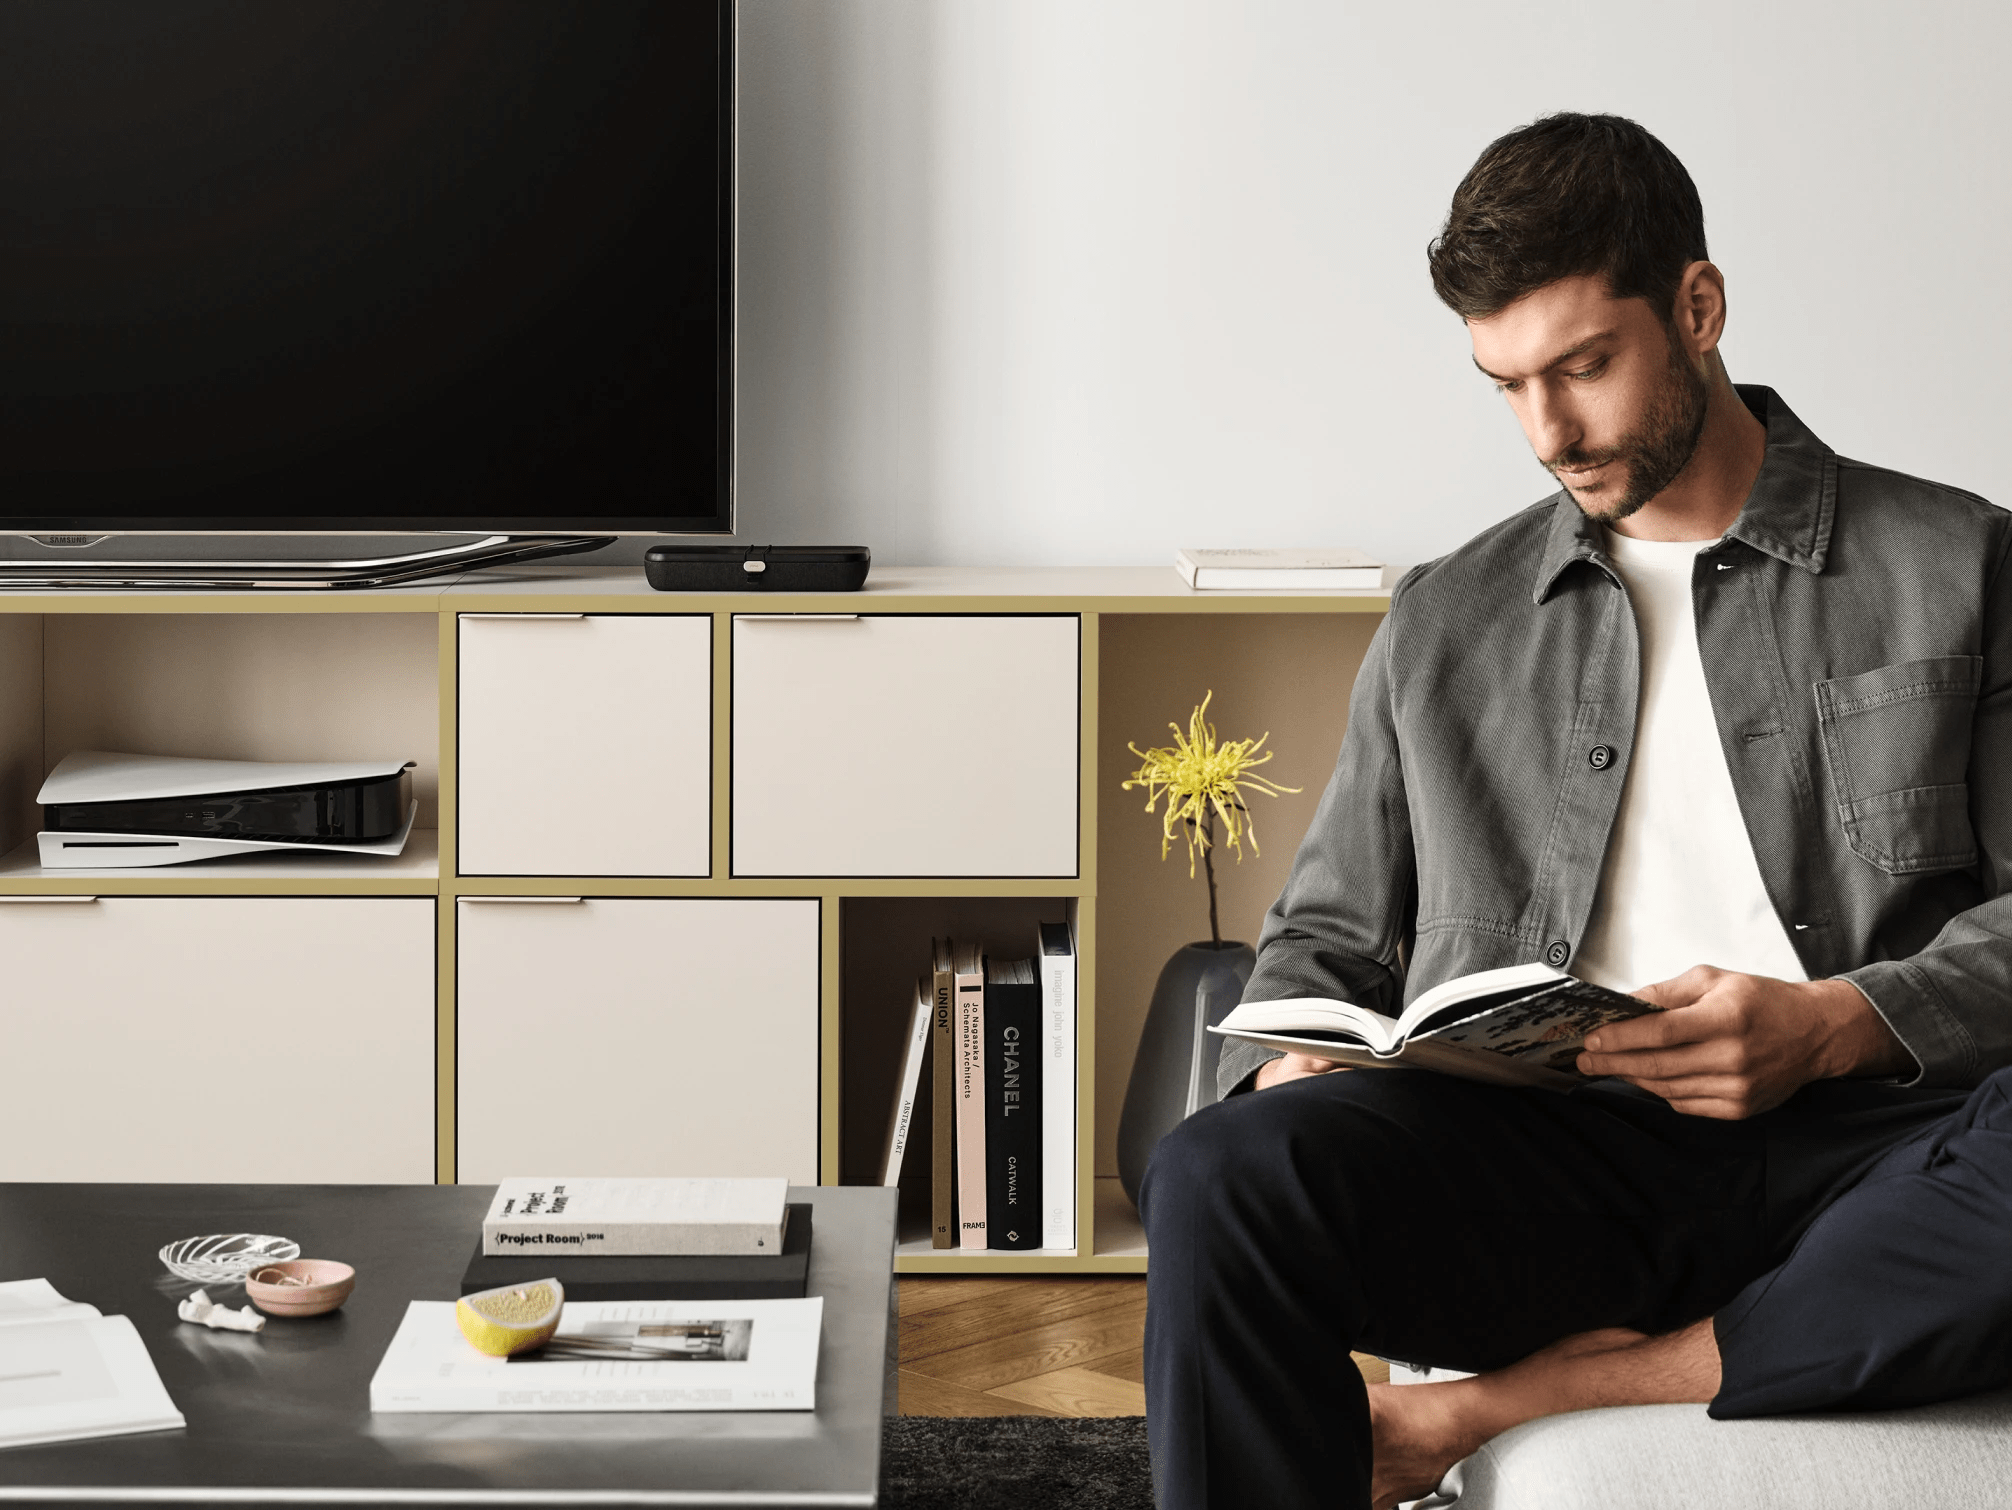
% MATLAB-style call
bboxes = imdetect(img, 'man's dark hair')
[1428,113,1707,323]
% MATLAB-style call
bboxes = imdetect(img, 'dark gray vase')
[1116,941,1257,1207]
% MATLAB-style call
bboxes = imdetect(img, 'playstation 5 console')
[38,751,417,869]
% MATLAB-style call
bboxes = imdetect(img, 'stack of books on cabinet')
[881,924,1077,1253]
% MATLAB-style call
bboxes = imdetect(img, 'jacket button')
[1588,745,1614,770]
[1545,940,1570,967]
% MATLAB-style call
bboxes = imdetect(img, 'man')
[1140,112,2012,1510]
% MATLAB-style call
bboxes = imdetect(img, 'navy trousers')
[1139,1066,2012,1510]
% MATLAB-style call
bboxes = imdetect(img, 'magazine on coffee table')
[370,1296,823,1412]
[1210,962,1656,1090]
[0,1279,185,1449]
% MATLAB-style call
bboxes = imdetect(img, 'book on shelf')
[1210,962,1655,1090]
[1037,919,1077,1250]
[983,958,1042,1251]
[881,976,933,1187]
[370,1296,823,1413]
[481,1177,789,1256]
[0,1278,185,1449]
[929,938,957,1249]
[952,941,988,1250]
[1174,547,1384,590]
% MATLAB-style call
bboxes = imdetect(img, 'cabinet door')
[0,897,435,1182]
[733,615,1080,876]
[456,897,819,1184]
[457,614,712,877]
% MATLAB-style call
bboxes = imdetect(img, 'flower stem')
[1202,808,1221,947]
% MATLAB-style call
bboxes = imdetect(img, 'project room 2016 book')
[481,1177,789,1256]
[1210,962,1655,1090]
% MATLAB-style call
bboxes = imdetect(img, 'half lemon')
[455,1278,564,1357]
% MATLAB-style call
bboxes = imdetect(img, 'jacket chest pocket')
[1814,655,1981,875]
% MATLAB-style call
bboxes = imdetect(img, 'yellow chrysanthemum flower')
[1123,691,1300,882]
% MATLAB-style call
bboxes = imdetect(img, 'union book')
[1210,962,1656,1090]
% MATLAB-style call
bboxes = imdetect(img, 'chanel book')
[1211,963,1655,1090]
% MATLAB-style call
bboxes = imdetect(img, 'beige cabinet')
[731,614,1080,876]
[0,897,435,1182]
[457,614,712,877]
[455,896,820,1185]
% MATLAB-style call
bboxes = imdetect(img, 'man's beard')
[1546,334,1711,524]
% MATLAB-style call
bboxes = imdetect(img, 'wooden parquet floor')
[897,1277,1389,1417]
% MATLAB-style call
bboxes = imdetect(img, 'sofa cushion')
[1417,1390,2012,1509]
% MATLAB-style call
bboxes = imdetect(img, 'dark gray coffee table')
[0,1183,898,1506]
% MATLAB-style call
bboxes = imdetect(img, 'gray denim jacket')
[1222,386,2012,1096]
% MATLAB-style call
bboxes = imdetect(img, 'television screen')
[0,0,732,537]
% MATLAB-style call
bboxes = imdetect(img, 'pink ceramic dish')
[245,1259,356,1317]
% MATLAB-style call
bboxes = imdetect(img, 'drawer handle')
[736,614,861,622]
[0,895,100,903]
[459,896,586,905]
[459,613,589,621]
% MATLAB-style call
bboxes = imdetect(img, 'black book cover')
[460,1203,811,1301]
[984,974,1043,1250]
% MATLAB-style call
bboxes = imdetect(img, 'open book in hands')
[1209,962,1657,1090]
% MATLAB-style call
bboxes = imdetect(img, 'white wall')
[731,0,2012,570]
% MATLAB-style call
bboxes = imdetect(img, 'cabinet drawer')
[732,615,1080,876]
[0,897,435,1182]
[457,614,711,877]
[455,897,820,1184]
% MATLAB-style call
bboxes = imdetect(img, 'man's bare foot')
[1365,1329,1654,1509]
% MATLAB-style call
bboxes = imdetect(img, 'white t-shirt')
[1572,531,1806,993]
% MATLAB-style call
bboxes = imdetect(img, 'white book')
[0,1287,185,1450]
[0,1278,100,1329]
[369,1297,823,1413]
[482,1177,789,1257]
[1210,962,1654,1090]
[952,941,987,1250]
[1175,547,1384,590]
[1037,920,1077,1251]
[880,977,933,1186]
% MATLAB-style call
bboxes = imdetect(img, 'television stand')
[0,534,611,590]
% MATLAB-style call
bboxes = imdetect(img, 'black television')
[0,0,733,586]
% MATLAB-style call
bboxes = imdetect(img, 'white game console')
[37,751,418,869]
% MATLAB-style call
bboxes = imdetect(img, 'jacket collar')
[1532,384,1838,604]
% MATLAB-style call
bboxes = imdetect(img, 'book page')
[1211,999,1403,1053]
[0,1315,184,1449]
[0,1278,99,1328]
[1392,961,1568,1037]
[1421,979,1653,1071]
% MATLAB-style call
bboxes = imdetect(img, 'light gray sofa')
[1412,1391,2012,1508]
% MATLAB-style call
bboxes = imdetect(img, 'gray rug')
[881,1416,1152,1509]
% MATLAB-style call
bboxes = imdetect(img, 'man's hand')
[1254,1053,1349,1091]
[1576,965,1914,1120]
